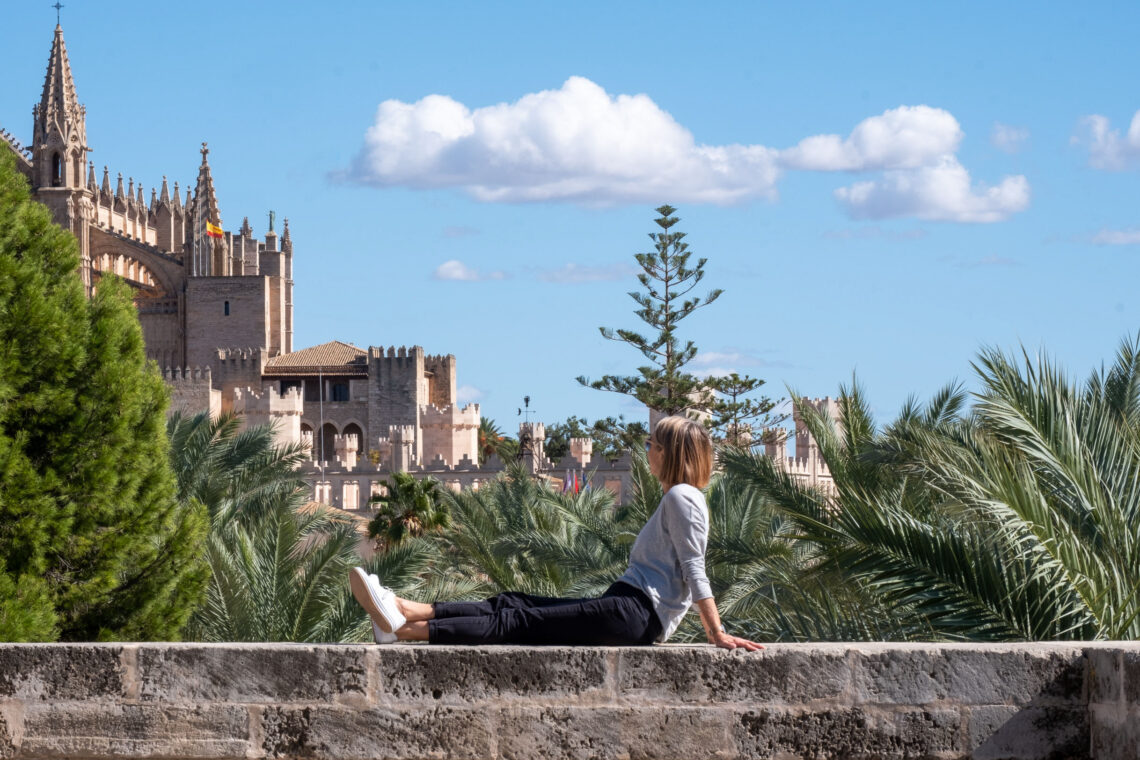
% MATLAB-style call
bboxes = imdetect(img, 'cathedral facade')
[2,24,483,477]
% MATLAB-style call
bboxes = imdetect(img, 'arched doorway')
[343,422,364,459]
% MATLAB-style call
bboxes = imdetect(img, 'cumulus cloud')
[834,157,1030,223]
[991,123,1029,153]
[1092,228,1140,245]
[779,106,962,171]
[1075,112,1140,170]
[535,263,637,283]
[345,76,780,205]
[342,80,1026,222]
[432,259,506,281]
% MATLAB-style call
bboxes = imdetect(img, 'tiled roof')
[263,341,368,375]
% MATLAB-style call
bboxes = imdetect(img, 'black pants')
[427,581,662,645]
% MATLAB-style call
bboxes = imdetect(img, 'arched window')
[320,423,338,465]
[51,152,63,187]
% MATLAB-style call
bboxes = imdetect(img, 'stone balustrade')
[0,642,1137,759]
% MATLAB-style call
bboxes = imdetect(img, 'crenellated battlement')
[163,365,212,384]
[420,402,480,427]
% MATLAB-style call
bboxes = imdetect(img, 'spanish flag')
[206,221,224,239]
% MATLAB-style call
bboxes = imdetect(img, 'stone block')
[261,705,493,759]
[851,646,1085,706]
[850,648,941,705]
[136,644,367,705]
[0,645,123,701]
[0,708,15,759]
[1090,703,1140,760]
[937,647,1086,706]
[732,706,964,760]
[619,645,849,705]
[1087,648,1121,705]
[969,705,1090,760]
[20,703,249,758]
[375,646,609,705]
[494,707,623,760]
[617,706,734,760]
[1123,650,1140,704]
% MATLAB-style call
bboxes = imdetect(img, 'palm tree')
[367,472,450,549]
[720,335,1140,642]
[170,411,425,643]
[478,417,517,463]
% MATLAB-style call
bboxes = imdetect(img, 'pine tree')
[0,151,208,641]
[578,205,722,417]
[707,372,782,446]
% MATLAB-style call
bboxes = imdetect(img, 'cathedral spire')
[33,23,88,192]
[86,161,95,191]
[159,175,170,204]
[36,25,81,134]
[190,142,226,276]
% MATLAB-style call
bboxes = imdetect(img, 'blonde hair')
[652,415,713,490]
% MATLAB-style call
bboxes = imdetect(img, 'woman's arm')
[693,597,764,651]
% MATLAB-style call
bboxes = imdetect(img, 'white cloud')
[535,263,636,283]
[343,81,1026,222]
[779,106,962,171]
[690,350,790,377]
[345,76,780,205]
[1075,112,1140,170]
[457,385,484,404]
[834,157,1030,223]
[432,259,506,281]
[991,123,1029,153]
[1092,228,1140,245]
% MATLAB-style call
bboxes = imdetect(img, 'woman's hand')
[709,631,765,651]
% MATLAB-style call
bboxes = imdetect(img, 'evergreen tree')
[578,205,722,417]
[707,372,782,446]
[0,152,208,641]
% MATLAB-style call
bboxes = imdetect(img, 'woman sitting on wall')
[350,415,763,650]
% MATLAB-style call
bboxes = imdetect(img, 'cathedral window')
[51,152,63,187]
[223,301,230,316]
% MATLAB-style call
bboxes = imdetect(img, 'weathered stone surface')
[1088,649,1121,705]
[1090,704,1139,760]
[20,703,249,758]
[0,645,123,700]
[619,645,849,705]
[851,645,1085,706]
[494,707,624,760]
[733,705,964,759]
[0,708,16,759]
[1122,651,1140,704]
[136,644,367,704]
[375,646,609,705]
[261,705,493,759]
[618,706,734,760]
[969,705,1090,760]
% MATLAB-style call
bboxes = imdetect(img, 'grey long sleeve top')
[617,483,713,641]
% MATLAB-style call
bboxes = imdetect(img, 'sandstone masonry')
[0,642,1137,759]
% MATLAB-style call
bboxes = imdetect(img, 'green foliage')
[174,411,374,643]
[0,151,207,641]
[478,417,517,463]
[720,334,1140,641]
[545,415,649,462]
[367,471,450,549]
[707,372,784,446]
[578,205,722,417]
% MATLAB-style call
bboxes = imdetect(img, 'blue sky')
[3,2,1140,432]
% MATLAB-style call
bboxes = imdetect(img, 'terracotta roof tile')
[264,341,367,375]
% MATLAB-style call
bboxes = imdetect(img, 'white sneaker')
[372,620,398,644]
[349,567,407,634]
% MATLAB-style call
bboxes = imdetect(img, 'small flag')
[206,221,224,239]
[562,470,571,494]
[573,470,580,495]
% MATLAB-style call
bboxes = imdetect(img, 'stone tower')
[31,24,93,293]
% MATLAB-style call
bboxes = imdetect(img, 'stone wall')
[1,642,1138,759]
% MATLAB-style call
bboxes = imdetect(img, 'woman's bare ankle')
[396,597,434,622]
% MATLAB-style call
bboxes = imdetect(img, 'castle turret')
[519,422,548,475]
